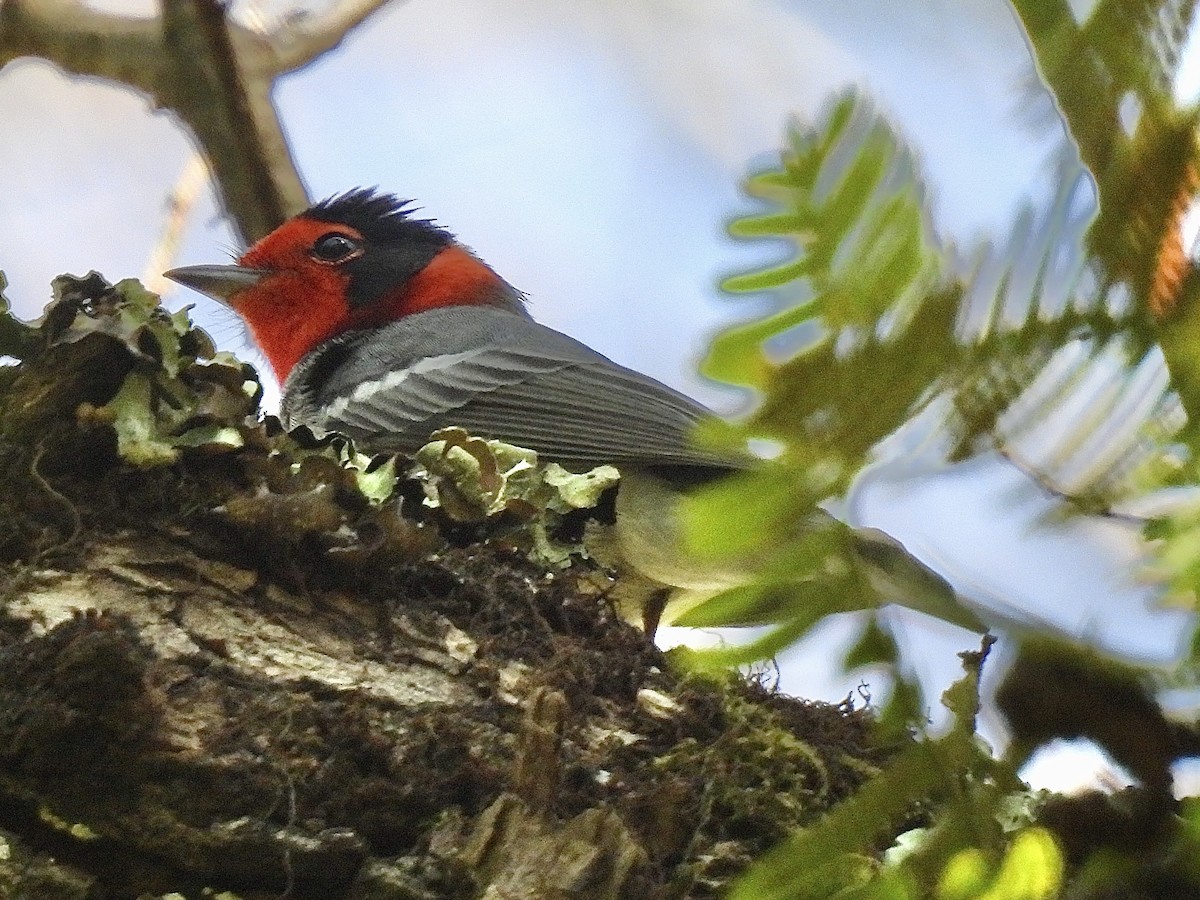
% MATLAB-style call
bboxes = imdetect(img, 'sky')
[2,0,1194,789]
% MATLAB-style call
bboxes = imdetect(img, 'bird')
[165,188,977,636]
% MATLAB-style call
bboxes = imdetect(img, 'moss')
[594,673,889,896]
[0,274,904,898]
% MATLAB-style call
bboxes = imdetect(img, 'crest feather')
[305,188,452,243]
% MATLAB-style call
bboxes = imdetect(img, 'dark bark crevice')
[0,274,898,899]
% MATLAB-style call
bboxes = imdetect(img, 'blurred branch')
[1013,0,1199,316]
[160,0,303,240]
[0,0,402,243]
[1012,0,1200,432]
[142,152,207,293]
[268,0,395,73]
[0,0,161,90]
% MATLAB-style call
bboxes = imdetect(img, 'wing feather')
[286,308,740,470]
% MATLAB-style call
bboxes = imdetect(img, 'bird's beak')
[164,264,269,305]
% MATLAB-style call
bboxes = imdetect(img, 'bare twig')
[143,152,209,293]
[996,446,1148,526]
[266,0,397,74]
[160,0,304,240]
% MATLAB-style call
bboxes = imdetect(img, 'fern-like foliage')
[680,93,1139,674]
[700,96,1159,508]
[688,0,1200,660]
[945,160,1179,508]
[702,3,1200,897]
[705,94,942,454]
[1015,0,1199,331]
[679,95,983,690]
[1013,0,1200,607]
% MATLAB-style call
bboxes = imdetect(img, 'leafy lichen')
[0,270,897,898]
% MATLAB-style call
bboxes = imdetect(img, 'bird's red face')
[167,190,522,380]
[232,216,362,379]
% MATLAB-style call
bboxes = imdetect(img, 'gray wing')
[284,307,738,470]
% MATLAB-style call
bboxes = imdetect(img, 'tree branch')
[0,0,163,94]
[159,0,305,241]
[264,0,400,74]
[1,0,400,244]
[0,273,896,898]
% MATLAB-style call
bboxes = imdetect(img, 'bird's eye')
[311,232,362,264]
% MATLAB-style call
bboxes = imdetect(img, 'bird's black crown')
[306,188,453,246]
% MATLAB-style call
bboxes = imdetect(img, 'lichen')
[413,426,619,564]
[0,273,902,898]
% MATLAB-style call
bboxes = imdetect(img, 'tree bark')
[0,274,891,899]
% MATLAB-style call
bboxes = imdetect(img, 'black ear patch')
[341,240,446,309]
[306,188,455,310]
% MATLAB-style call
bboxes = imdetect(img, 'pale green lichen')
[414,427,618,519]
[343,450,399,504]
[97,371,183,466]
[32,278,615,555]
[52,274,257,465]
[413,427,620,564]
[542,462,620,511]
[413,429,538,520]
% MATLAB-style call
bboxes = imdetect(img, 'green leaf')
[936,846,990,900]
[700,301,823,389]
[674,603,837,672]
[722,258,815,293]
[938,827,1064,900]
[672,577,835,628]
[844,616,899,671]
[727,211,813,238]
[680,461,835,559]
